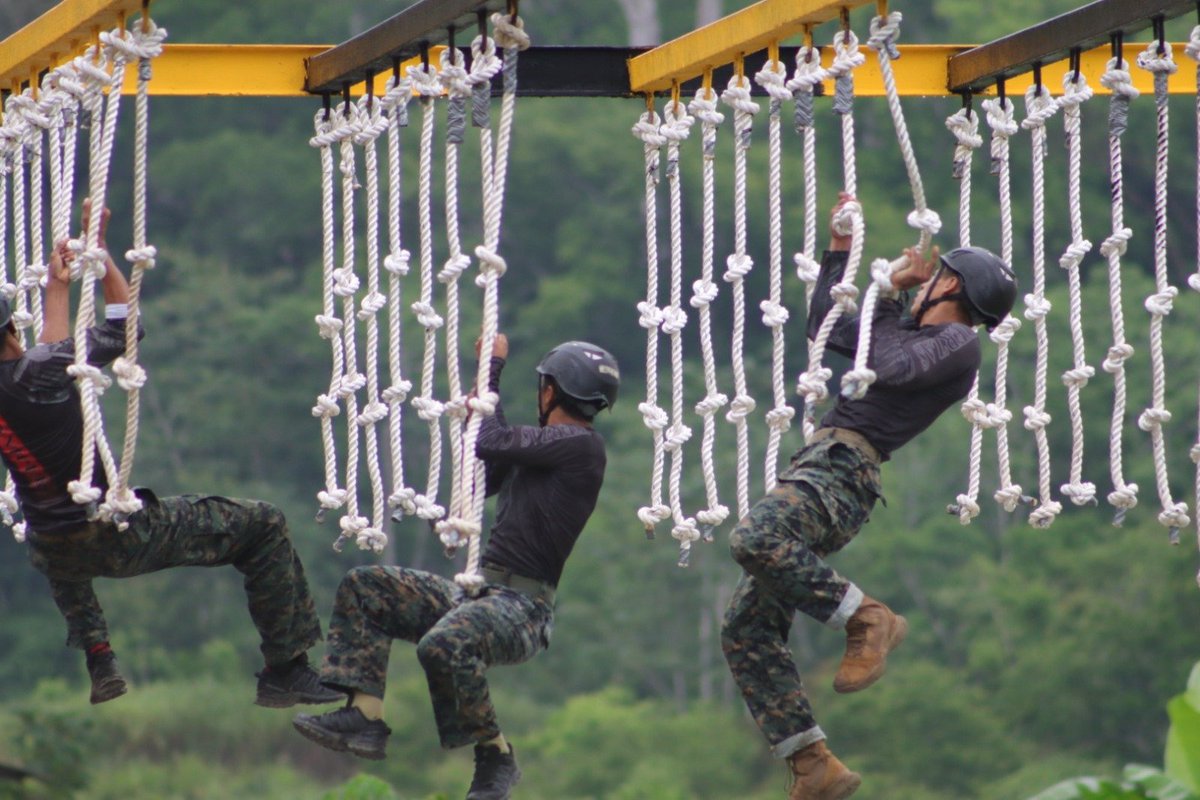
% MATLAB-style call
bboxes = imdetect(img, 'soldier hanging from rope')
[721,193,1017,800]
[293,334,618,800]
[1,201,341,710]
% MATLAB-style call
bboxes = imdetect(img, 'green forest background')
[3,1,1200,798]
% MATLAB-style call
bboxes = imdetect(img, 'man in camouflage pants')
[294,335,619,800]
[1,203,339,710]
[722,194,1017,800]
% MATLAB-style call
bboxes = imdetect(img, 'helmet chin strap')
[538,379,558,427]
[912,264,964,326]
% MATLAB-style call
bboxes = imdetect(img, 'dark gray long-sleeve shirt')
[0,316,140,533]
[476,357,606,587]
[807,250,980,460]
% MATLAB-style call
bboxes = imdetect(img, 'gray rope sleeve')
[794,89,814,131]
[447,96,466,144]
[833,75,854,116]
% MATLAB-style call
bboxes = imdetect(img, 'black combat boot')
[466,742,521,800]
[255,656,344,708]
[292,704,392,760]
[86,649,128,705]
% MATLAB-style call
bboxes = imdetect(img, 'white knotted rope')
[381,73,418,519]
[1098,55,1140,525]
[755,55,795,494]
[796,29,865,433]
[944,104,985,524]
[788,43,827,322]
[1020,82,1062,529]
[660,97,700,566]
[408,62,448,526]
[686,84,729,539]
[5,93,37,341]
[981,95,1027,513]
[310,107,350,518]
[66,33,132,514]
[1187,28,1200,580]
[0,107,21,535]
[845,12,941,402]
[633,107,670,537]
[1136,39,1189,541]
[8,91,47,344]
[720,69,761,521]
[453,13,530,594]
[1057,69,1097,509]
[434,44,477,556]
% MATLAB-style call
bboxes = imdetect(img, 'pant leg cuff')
[772,726,826,759]
[824,583,863,630]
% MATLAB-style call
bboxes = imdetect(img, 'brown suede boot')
[787,741,861,800]
[833,596,908,694]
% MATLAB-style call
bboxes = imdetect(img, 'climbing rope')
[720,65,761,522]
[686,80,729,541]
[1136,36,1189,541]
[1057,65,1097,509]
[1099,48,1139,525]
[0,106,20,534]
[796,28,865,431]
[944,102,985,524]
[408,60,448,526]
[9,91,46,345]
[788,38,826,325]
[633,105,669,538]
[381,71,418,519]
[452,12,530,593]
[1020,80,1062,529]
[755,51,795,494]
[1187,24,1200,580]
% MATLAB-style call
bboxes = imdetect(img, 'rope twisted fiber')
[944,105,984,524]
[0,105,21,535]
[8,91,47,344]
[788,44,827,332]
[1188,28,1200,580]
[381,73,418,519]
[796,28,864,435]
[454,15,530,593]
[755,57,795,494]
[1021,83,1063,529]
[1057,70,1097,508]
[407,63,448,525]
[104,19,168,529]
[686,86,729,536]
[4,94,36,340]
[1136,39,1189,540]
[1098,56,1139,524]
[720,71,761,521]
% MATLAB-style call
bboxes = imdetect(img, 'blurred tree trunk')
[617,0,660,46]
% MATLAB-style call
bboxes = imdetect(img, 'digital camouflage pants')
[320,565,554,749]
[26,493,323,667]
[721,437,882,758]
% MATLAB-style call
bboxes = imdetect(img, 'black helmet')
[536,341,620,418]
[940,246,1018,330]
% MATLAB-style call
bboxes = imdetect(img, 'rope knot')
[1059,70,1094,111]
[66,363,112,392]
[960,397,988,425]
[1138,407,1171,431]
[696,505,729,528]
[787,47,828,94]
[664,423,692,451]
[694,393,729,416]
[723,253,753,282]
[720,75,760,116]
[407,63,443,97]
[1058,239,1092,270]
[1100,227,1132,258]
[1061,365,1095,388]
[336,373,366,397]
[411,301,444,329]
[906,207,942,238]
[1136,41,1178,76]
[412,494,445,521]
[1102,343,1134,372]
[841,369,876,400]
[869,258,898,294]
[754,59,793,103]
[67,480,102,506]
[951,494,981,524]
[759,300,789,328]
[438,49,473,98]
[831,201,862,237]
[1157,503,1190,532]
[660,102,695,141]
[1021,85,1060,131]
[637,402,669,431]
[726,394,757,422]
[828,30,866,77]
[491,11,531,51]
[1023,293,1051,321]
[766,406,795,432]
[660,306,688,335]
[1061,481,1098,506]
[113,357,147,391]
[332,267,360,297]
[412,396,445,422]
[357,401,389,426]
[1144,287,1178,317]
[794,252,820,284]
[1107,484,1139,510]
[690,279,719,308]
[382,380,413,404]
[311,393,340,418]
[632,112,667,149]
[993,484,1026,512]
[637,301,664,330]
[469,391,500,417]
[1022,406,1051,431]
[867,11,903,59]
[317,488,348,510]
[438,254,472,284]
[388,487,417,517]
[125,245,157,268]
[357,291,387,320]
[315,314,343,339]
[984,403,1013,428]
[989,315,1021,343]
[687,89,725,127]
[1029,501,1063,529]
[796,368,833,403]
[831,281,860,313]
[474,245,507,280]
[637,504,671,533]
[671,519,702,547]
[384,250,411,275]
[1100,60,1140,99]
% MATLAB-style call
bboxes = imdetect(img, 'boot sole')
[256,687,345,709]
[466,767,522,800]
[90,677,128,705]
[291,716,388,761]
[833,614,908,694]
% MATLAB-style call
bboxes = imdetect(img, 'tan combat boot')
[833,595,908,694]
[787,741,861,800]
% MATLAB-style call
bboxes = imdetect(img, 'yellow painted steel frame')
[628,0,876,94]
[0,0,147,91]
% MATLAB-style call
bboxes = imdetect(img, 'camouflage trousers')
[721,437,882,758]
[26,493,323,667]
[320,565,554,749]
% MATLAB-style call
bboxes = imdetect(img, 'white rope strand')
[1187,27,1200,579]
[1057,68,1097,508]
[1021,82,1062,528]
[0,112,20,535]
[686,85,729,539]
[1137,39,1189,541]
[788,44,826,321]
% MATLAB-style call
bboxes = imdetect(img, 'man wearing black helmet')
[0,202,338,711]
[722,193,1016,800]
[294,333,617,800]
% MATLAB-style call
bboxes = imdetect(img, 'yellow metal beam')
[0,0,146,91]
[628,0,877,95]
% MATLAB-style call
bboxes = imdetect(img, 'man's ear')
[940,273,962,294]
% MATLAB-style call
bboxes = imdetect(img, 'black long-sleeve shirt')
[476,357,606,587]
[0,316,139,533]
[807,250,980,460]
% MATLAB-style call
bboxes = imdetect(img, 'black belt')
[481,565,556,605]
[809,427,881,464]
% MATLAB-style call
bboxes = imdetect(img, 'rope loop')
[1136,40,1178,76]
[491,11,532,51]
[828,30,866,77]
[754,57,793,103]
[867,11,903,59]
[1021,84,1059,132]
[438,48,473,98]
